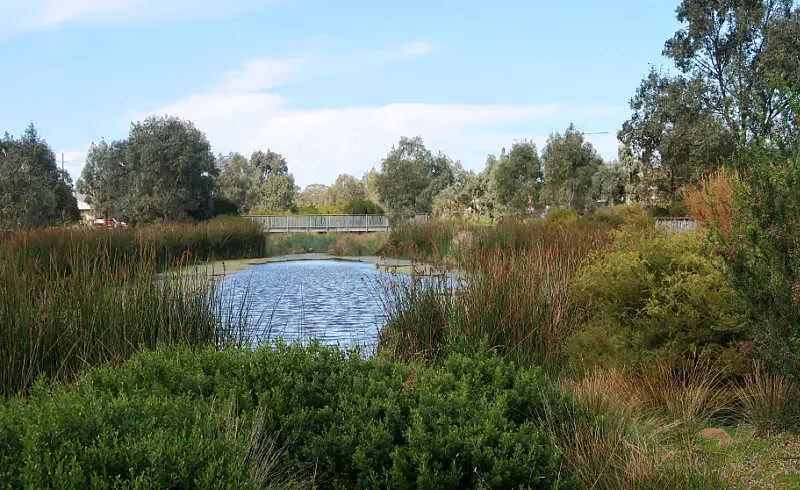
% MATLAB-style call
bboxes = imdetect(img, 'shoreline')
[171,254,419,279]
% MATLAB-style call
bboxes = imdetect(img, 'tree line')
[2,0,798,229]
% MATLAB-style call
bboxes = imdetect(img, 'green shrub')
[720,150,800,379]
[567,230,750,373]
[0,345,572,489]
[545,207,578,224]
[341,199,384,215]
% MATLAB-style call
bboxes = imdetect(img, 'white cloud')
[147,91,624,187]
[0,0,270,37]
[211,40,436,95]
[214,57,308,93]
[390,40,437,59]
[123,45,625,188]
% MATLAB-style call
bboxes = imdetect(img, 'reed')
[0,219,261,397]
[0,216,266,275]
[378,220,614,367]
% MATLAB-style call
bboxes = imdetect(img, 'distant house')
[75,194,95,223]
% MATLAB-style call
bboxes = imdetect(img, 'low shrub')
[0,345,573,489]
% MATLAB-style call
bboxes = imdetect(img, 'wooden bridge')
[247,214,393,233]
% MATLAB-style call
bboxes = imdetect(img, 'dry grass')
[635,361,735,428]
[735,363,800,436]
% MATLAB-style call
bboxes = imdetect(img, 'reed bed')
[379,220,614,366]
[0,218,262,397]
[0,216,265,274]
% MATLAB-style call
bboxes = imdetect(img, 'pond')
[217,258,398,352]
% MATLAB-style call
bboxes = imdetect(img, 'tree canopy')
[541,125,603,211]
[1,125,79,228]
[620,0,800,200]
[375,136,459,215]
[79,116,216,223]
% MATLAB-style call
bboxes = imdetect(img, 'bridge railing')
[247,214,391,233]
[655,217,699,233]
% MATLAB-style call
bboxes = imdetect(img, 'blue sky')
[0,1,682,187]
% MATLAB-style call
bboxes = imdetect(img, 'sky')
[0,1,682,188]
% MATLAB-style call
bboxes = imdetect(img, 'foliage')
[489,141,542,212]
[568,229,750,374]
[214,152,251,210]
[541,124,603,211]
[665,0,799,149]
[215,150,299,214]
[79,116,216,223]
[375,136,460,215]
[683,167,740,236]
[253,173,298,213]
[328,174,367,208]
[297,183,329,209]
[591,162,628,206]
[620,0,800,204]
[0,125,79,228]
[719,149,800,379]
[341,198,383,215]
[0,345,573,489]
[619,71,736,202]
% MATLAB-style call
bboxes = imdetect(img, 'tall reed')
[379,221,614,367]
[0,227,241,397]
[0,216,266,275]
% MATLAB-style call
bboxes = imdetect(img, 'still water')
[218,259,395,351]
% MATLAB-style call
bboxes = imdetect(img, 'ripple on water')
[217,260,400,351]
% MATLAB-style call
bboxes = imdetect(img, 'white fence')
[247,214,391,233]
[655,217,699,233]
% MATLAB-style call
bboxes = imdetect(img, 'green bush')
[341,199,384,215]
[567,230,750,373]
[545,207,579,224]
[0,345,572,489]
[720,150,800,379]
